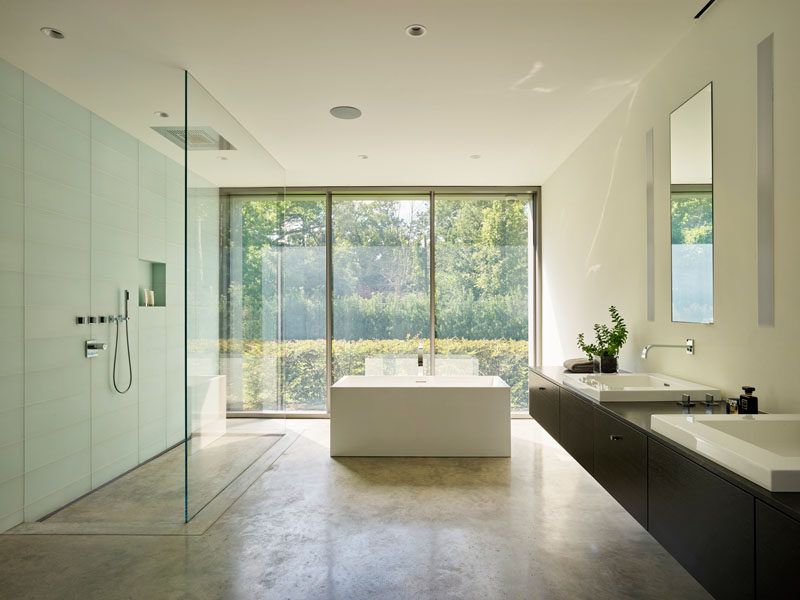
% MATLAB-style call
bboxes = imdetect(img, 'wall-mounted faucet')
[641,338,694,359]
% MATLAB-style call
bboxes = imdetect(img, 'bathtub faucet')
[417,343,424,376]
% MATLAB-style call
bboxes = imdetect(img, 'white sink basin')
[651,414,800,492]
[562,372,720,403]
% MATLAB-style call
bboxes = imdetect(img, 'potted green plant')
[576,306,628,373]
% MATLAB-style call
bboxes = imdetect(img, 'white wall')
[0,58,189,531]
[541,0,800,412]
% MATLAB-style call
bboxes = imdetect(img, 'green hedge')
[220,337,529,412]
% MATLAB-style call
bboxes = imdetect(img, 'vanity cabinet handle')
[538,387,546,391]
[610,435,624,441]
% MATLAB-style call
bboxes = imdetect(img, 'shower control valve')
[85,340,108,358]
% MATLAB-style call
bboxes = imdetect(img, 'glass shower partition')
[185,74,286,521]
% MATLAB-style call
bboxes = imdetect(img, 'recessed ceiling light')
[470,154,481,159]
[40,27,65,40]
[217,156,228,161]
[357,154,369,160]
[405,24,426,37]
[153,111,169,118]
[330,106,362,120]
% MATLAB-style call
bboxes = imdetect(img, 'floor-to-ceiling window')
[221,193,327,412]
[221,189,536,415]
[434,193,532,412]
[331,194,431,382]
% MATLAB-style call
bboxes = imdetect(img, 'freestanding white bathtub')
[330,375,510,457]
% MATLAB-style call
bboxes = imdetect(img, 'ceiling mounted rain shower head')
[151,125,236,151]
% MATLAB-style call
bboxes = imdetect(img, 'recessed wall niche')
[138,259,167,307]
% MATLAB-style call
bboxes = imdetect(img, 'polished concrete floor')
[0,420,711,599]
[46,419,283,525]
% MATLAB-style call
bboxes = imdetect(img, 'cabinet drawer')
[648,439,754,600]
[558,388,594,474]
[593,409,647,527]
[529,371,559,441]
[756,500,800,597]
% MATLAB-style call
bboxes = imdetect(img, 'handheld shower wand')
[112,289,132,394]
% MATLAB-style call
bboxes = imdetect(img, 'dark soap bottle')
[738,386,758,414]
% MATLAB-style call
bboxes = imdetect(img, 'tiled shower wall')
[0,58,189,530]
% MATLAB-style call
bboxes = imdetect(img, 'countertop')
[529,365,800,522]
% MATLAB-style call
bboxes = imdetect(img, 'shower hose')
[113,315,132,394]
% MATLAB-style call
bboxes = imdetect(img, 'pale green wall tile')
[139,167,166,196]
[165,198,183,224]
[139,211,166,240]
[0,477,23,532]
[138,142,165,177]
[25,207,90,250]
[92,169,139,209]
[23,74,89,135]
[91,196,137,232]
[24,240,90,278]
[139,187,166,218]
[139,235,166,263]
[138,421,166,463]
[25,364,89,406]
[165,156,183,182]
[25,419,90,472]
[0,441,22,484]
[25,273,89,307]
[91,437,137,488]
[0,272,22,306]
[0,59,23,100]
[91,114,137,160]
[139,384,166,425]
[0,237,23,273]
[91,280,139,317]
[0,200,23,237]
[0,374,23,412]
[91,222,138,256]
[0,127,22,170]
[0,307,23,339]
[24,306,85,339]
[24,337,85,374]
[24,106,90,162]
[92,250,138,282]
[25,394,90,438]
[0,407,22,446]
[24,173,90,219]
[0,340,23,377]
[0,94,22,134]
[0,164,23,203]
[24,455,90,520]
[24,141,90,192]
[92,404,137,444]
[166,177,183,203]
[91,140,137,183]
[91,170,137,206]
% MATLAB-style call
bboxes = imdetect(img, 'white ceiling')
[0,0,706,187]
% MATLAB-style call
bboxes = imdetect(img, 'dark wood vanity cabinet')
[528,368,800,599]
[528,371,560,441]
[593,409,647,528]
[648,439,754,600]
[558,388,594,475]
[755,500,800,597]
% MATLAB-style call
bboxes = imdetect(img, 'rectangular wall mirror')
[670,83,713,323]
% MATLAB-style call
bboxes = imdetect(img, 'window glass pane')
[222,193,326,412]
[434,193,531,412]
[332,194,431,381]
